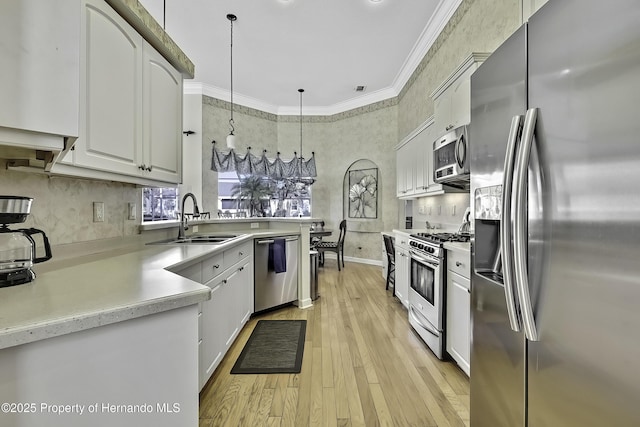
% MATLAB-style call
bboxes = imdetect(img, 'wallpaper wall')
[199,96,398,263]
[398,0,520,139]
[0,162,139,246]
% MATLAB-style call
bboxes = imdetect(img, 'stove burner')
[410,232,471,244]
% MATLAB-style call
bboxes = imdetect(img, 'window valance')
[211,142,316,179]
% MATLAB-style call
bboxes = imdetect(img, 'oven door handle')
[409,249,439,268]
[409,306,440,337]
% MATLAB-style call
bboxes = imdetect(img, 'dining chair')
[316,220,347,271]
[383,234,396,294]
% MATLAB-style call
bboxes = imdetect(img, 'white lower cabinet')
[446,248,471,376]
[393,232,411,309]
[173,242,253,391]
[200,274,226,387]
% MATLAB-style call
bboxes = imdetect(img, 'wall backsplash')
[412,193,471,232]
[0,162,140,246]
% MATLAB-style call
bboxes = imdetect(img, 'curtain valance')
[211,142,316,178]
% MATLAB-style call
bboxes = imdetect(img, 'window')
[217,171,312,218]
[142,187,179,222]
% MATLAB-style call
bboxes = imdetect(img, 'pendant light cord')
[227,14,237,134]
[299,89,303,160]
[298,88,304,179]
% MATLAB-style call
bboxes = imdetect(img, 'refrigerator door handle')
[501,114,523,332]
[513,107,539,341]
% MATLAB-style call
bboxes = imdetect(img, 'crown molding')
[429,52,491,100]
[184,0,463,116]
[392,0,463,95]
[184,82,280,115]
[276,86,397,116]
[395,115,435,150]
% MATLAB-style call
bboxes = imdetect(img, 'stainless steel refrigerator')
[469,1,640,426]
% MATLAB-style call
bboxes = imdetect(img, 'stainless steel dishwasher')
[254,235,299,312]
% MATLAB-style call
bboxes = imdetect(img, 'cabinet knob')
[239,267,244,272]
[446,124,454,131]
[138,164,146,170]
[239,251,244,256]
[146,166,152,172]
[222,279,227,284]
[456,261,463,267]
[213,264,220,269]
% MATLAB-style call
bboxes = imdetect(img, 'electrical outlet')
[128,203,136,220]
[93,202,104,222]
[250,222,259,229]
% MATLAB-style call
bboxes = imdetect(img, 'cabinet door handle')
[222,279,227,284]
[146,166,152,172]
[239,267,244,272]
[456,261,463,267]
[446,124,454,131]
[138,164,146,170]
[213,264,220,269]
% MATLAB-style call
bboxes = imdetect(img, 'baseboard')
[321,253,382,267]
[297,298,313,309]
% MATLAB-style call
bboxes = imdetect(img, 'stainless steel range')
[407,232,470,359]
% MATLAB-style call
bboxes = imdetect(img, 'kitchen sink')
[147,234,243,245]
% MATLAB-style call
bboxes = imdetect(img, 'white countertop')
[444,241,471,252]
[0,230,300,350]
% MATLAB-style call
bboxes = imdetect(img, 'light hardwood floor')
[199,260,470,426]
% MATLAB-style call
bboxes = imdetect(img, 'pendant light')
[226,13,237,149]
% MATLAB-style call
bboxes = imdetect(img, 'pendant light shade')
[226,132,236,149]
[226,13,237,149]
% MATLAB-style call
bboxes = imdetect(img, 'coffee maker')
[0,196,52,287]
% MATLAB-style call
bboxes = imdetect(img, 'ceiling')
[139,0,462,115]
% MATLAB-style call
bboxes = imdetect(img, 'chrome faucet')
[178,193,200,239]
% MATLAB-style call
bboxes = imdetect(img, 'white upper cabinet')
[3,0,184,185]
[396,140,415,197]
[396,117,449,198]
[431,53,489,139]
[63,0,182,185]
[0,0,80,169]
[73,0,144,176]
[143,44,183,183]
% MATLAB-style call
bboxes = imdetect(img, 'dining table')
[310,228,333,239]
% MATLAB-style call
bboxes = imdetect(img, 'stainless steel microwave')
[433,125,469,186]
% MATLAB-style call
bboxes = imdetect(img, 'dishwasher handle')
[256,236,299,245]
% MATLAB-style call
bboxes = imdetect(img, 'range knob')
[417,243,425,250]
[410,241,416,247]
[427,247,434,253]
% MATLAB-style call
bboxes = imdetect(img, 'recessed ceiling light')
[370,0,383,3]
